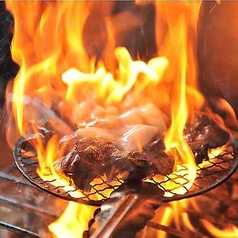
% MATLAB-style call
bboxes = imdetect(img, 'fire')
[201,220,238,238]
[5,1,234,237]
[6,0,201,185]
[157,2,201,194]
[62,47,168,105]
[49,201,96,238]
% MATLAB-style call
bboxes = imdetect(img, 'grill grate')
[13,136,238,206]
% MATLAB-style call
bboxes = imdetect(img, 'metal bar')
[0,194,58,219]
[0,167,68,236]
[0,221,42,238]
[0,171,31,185]
[0,170,68,217]
[0,197,55,237]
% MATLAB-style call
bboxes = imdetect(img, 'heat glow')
[4,1,222,237]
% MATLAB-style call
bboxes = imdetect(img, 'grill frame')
[13,135,238,206]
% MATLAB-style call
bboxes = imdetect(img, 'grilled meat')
[59,136,174,191]
[53,113,229,191]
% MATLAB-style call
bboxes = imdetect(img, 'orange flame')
[201,220,238,237]
[149,2,202,196]
[49,201,96,238]
[5,1,209,237]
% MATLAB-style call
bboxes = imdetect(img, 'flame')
[49,201,96,238]
[62,47,168,106]
[155,2,201,195]
[201,220,238,238]
[154,206,173,238]
[35,135,84,198]
[4,1,212,237]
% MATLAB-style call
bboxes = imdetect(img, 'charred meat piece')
[184,114,230,164]
[52,113,229,191]
[127,138,174,180]
[60,136,174,191]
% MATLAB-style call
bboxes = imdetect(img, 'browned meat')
[184,114,230,164]
[57,113,230,191]
[34,112,229,191]
[59,136,174,191]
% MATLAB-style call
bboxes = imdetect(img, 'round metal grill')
[13,136,238,206]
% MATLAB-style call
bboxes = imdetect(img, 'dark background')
[0,2,16,169]
[198,1,238,117]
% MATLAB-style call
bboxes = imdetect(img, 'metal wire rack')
[13,136,238,206]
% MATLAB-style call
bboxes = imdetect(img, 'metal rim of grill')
[13,136,238,206]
